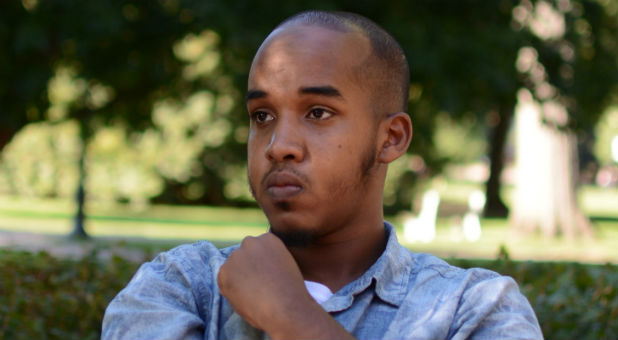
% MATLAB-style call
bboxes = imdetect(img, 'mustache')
[260,164,310,188]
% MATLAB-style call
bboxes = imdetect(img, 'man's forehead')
[248,24,371,90]
[262,23,362,49]
[251,24,370,69]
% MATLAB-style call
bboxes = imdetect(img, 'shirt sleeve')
[101,248,212,340]
[449,270,544,340]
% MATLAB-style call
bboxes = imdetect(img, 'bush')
[0,249,139,340]
[0,249,616,339]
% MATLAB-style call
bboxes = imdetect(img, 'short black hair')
[276,10,410,113]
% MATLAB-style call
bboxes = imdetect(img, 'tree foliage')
[0,0,616,211]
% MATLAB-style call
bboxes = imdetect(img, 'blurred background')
[0,0,616,339]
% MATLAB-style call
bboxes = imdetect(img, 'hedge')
[0,249,139,340]
[0,248,616,339]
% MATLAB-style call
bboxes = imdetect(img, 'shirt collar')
[322,222,413,311]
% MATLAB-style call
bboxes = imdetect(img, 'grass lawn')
[399,181,617,263]
[0,183,616,263]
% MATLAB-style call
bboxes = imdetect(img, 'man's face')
[246,25,383,245]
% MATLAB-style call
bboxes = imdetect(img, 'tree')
[375,0,524,216]
[509,0,617,238]
[0,0,245,236]
[1,0,615,239]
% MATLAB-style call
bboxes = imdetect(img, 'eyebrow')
[298,85,342,98]
[245,89,267,103]
[245,85,343,104]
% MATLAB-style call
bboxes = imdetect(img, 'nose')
[265,115,305,163]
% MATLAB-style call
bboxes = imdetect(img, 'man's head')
[246,10,412,246]
[274,11,410,115]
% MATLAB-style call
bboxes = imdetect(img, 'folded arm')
[217,233,355,340]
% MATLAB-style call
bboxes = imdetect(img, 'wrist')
[264,294,354,340]
[262,291,316,338]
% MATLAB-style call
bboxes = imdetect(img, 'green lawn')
[0,183,616,263]
[394,217,617,263]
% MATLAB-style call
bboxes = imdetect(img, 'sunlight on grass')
[579,185,618,218]
[0,183,616,264]
[392,217,618,264]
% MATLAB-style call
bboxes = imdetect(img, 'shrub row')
[0,248,616,339]
[0,249,139,340]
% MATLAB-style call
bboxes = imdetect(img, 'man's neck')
[287,217,387,293]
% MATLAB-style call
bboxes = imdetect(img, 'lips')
[264,171,304,200]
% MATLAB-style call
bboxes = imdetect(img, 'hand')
[217,232,355,339]
[217,232,306,327]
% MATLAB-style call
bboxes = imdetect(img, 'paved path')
[0,230,150,262]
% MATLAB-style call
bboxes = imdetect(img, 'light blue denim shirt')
[102,222,543,339]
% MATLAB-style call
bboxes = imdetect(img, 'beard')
[248,130,379,248]
[269,226,315,247]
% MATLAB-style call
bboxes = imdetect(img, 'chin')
[269,225,316,247]
[265,209,319,247]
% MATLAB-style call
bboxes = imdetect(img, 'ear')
[377,112,413,164]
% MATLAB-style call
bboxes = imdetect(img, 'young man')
[102,11,543,340]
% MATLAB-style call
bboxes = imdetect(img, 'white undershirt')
[304,280,334,304]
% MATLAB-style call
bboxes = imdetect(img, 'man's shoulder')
[382,222,506,289]
[380,222,504,293]
[391,248,541,339]
[102,240,241,340]
[398,246,507,292]
[114,241,241,300]
[127,241,241,287]
[152,240,239,268]
[410,250,499,277]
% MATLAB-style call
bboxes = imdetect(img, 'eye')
[250,110,274,124]
[306,107,334,120]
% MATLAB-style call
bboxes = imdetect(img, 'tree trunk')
[483,103,514,217]
[0,126,15,153]
[70,117,89,239]
[510,90,593,239]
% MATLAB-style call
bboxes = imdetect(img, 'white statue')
[462,190,485,242]
[404,189,440,243]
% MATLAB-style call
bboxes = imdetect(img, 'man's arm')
[102,249,208,340]
[449,270,544,340]
[217,233,355,340]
